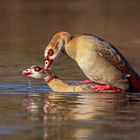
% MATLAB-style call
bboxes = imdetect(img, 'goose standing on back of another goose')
[44,32,140,92]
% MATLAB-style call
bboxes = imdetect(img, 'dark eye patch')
[34,66,42,72]
[48,49,54,56]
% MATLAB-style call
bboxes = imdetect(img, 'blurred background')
[0,0,140,83]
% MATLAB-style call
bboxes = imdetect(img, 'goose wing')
[93,36,135,74]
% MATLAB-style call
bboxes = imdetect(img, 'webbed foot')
[80,79,94,84]
[91,84,124,92]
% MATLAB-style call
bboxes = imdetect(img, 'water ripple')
[0,84,50,94]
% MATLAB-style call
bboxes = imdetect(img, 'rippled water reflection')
[1,90,140,139]
[1,0,140,139]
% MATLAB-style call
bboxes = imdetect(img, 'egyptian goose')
[21,65,119,92]
[44,32,140,92]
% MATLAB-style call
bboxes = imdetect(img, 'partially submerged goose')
[44,32,140,92]
[21,65,120,92]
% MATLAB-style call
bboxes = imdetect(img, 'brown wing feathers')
[96,42,130,73]
[93,35,137,75]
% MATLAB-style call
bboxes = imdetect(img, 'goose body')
[44,32,140,92]
[44,76,93,92]
[21,66,99,92]
[65,35,129,90]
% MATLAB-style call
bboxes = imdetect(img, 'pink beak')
[21,69,32,76]
[44,59,53,71]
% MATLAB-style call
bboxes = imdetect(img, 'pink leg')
[91,84,123,92]
[80,79,93,84]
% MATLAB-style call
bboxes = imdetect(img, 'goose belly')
[77,56,129,90]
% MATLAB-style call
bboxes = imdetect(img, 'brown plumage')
[21,66,99,92]
[44,32,140,92]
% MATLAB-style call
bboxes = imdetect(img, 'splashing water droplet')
[28,77,32,93]
[28,77,31,88]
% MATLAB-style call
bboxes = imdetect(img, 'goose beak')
[44,59,53,71]
[21,69,32,76]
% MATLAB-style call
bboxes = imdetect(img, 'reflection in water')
[23,92,140,139]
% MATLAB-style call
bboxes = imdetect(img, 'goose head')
[44,32,71,71]
[21,65,58,83]
[21,65,45,79]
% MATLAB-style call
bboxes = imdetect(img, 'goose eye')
[48,49,54,56]
[34,66,42,72]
